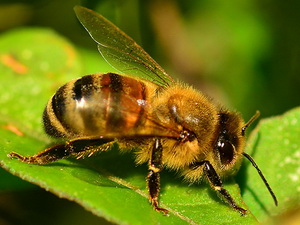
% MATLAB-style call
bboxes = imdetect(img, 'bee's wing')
[74,6,174,87]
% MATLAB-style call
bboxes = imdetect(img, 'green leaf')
[0,28,258,224]
[241,107,300,223]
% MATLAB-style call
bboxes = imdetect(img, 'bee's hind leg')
[8,137,114,164]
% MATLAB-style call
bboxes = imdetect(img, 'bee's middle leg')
[147,138,168,215]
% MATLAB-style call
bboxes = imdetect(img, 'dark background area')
[0,0,299,224]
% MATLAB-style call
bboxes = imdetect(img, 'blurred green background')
[0,0,299,224]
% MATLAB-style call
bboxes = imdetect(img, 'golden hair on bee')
[8,5,278,216]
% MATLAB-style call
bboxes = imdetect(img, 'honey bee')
[8,6,277,215]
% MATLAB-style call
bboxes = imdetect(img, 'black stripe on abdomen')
[72,75,101,133]
[51,84,70,132]
[72,75,95,100]
[43,106,66,138]
[105,73,125,130]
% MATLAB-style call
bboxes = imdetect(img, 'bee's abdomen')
[43,73,148,138]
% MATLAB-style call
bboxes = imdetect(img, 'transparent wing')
[74,6,174,87]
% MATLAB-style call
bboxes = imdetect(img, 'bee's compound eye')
[217,140,234,165]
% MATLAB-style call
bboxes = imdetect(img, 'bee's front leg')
[147,138,168,215]
[201,160,247,216]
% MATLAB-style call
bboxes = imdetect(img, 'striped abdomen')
[43,73,153,138]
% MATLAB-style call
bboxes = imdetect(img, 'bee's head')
[214,110,278,206]
[213,111,260,173]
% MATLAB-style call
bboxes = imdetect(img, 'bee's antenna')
[243,152,278,206]
[242,111,260,136]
